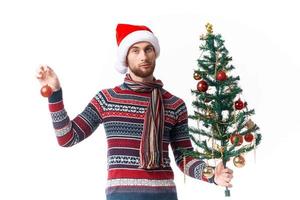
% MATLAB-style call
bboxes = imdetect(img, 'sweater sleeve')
[48,89,103,147]
[170,100,215,183]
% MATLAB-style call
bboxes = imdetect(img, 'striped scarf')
[124,74,165,169]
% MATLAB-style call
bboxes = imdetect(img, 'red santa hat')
[115,23,160,74]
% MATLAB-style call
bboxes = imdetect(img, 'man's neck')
[129,71,154,82]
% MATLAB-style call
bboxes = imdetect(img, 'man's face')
[126,42,156,78]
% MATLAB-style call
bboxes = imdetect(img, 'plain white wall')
[1,0,299,199]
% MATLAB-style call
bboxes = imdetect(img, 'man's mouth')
[140,63,151,68]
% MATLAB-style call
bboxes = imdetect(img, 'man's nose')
[138,51,147,61]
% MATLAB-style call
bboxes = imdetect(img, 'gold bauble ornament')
[203,166,214,179]
[213,143,225,153]
[233,155,246,168]
[193,72,201,80]
[205,110,215,119]
[246,119,255,129]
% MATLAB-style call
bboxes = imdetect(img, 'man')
[36,23,233,200]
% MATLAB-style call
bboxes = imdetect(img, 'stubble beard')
[129,62,156,78]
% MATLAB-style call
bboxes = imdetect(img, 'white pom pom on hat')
[114,23,160,74]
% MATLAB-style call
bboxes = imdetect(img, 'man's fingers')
[222,168,233,174]
[40,64,52,73]
[215,170,233,187]
[40,64,46,72]
[226,171,233,178]
[218,180,233,188]
[221,180,232,188]
[214,162,234,188]
[36,67,44,79]
[223,176,233,183]
[220,174,233,182]
[226,183,233,188]
[37,64,52,79]
[36,73,43,79]
[47,65,53,71]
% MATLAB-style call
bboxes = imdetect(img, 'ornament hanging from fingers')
[40,85,53,97]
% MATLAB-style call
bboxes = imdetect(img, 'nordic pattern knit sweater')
[48,83,214,200]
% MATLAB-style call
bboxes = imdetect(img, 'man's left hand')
[213,161,233,187]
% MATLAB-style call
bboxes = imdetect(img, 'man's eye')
[146,48,153,52]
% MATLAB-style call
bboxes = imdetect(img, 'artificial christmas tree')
[182,23,262,197]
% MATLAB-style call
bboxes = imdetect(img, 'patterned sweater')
[48,83,214,200]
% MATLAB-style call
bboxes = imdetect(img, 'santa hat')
[115,23,160,74]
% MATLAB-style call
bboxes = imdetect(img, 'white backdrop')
[1,0,299,199]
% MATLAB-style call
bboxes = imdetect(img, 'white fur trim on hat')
[115,30,160,74]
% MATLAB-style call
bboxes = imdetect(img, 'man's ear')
[125,52,128,66]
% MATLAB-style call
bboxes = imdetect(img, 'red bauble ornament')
[244,133,254,142]
[216,70,227,81]
[234,99,244,110]
[40,85,53,97]
[197,80,208,92]
[230,134,243,146]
